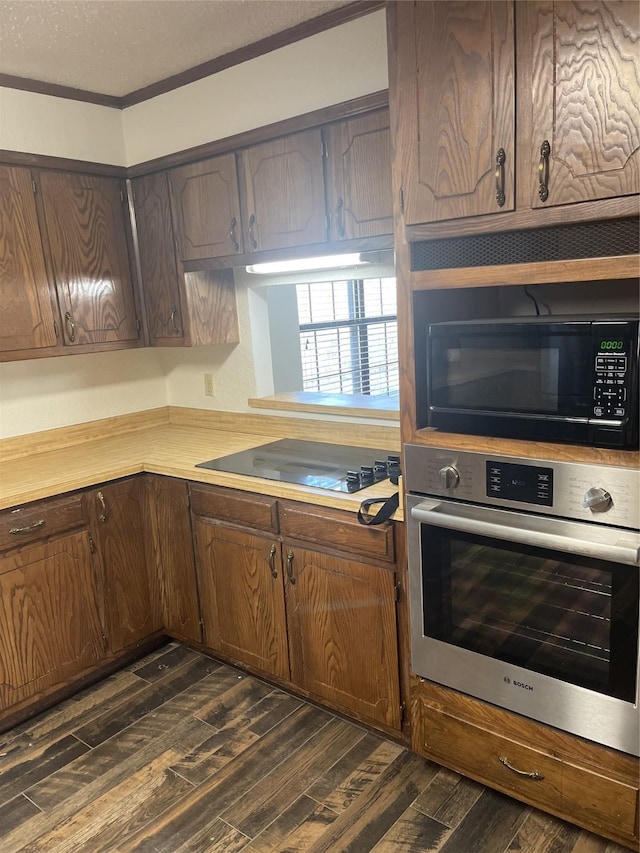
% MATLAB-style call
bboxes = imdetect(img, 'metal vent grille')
[410,217,639,271]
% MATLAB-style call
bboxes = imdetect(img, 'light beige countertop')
[0,407,403,520]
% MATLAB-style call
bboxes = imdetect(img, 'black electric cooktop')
[196,439,400,493]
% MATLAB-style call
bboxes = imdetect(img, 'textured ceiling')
[0,0,352,97]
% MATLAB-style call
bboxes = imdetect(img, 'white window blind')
[296,277,398,396]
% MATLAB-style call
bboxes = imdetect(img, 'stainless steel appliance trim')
[406,490,640,756]
[410,499,640,566]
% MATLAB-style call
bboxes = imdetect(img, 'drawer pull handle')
[499,755,544,781]
[286,550,296,584]
[268,544,278,578]
[538,139,551,202]
[169,305,180,334]
[97,491,108,523]
[248,213,258,249]
[9,519,45,535]
[495,148,506,207]
[64,311,76,342]
[229,217,239,252]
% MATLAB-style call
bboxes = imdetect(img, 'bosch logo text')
[504,676,533,692]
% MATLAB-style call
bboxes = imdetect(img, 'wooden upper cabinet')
[395,1,515,224]
[132,172,185,345]
[0,166,59,356]
[168,153,243,261]
[323,112,394,241]
[519,0,640,209]
[239,129,327,252]
[38,171,140,347]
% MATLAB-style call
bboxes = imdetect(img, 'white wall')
[0,349,166,439]
[1,10,390,438]
[0,88,126,164]
[122,11,388,165]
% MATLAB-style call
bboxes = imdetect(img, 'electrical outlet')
[204,373,214,396]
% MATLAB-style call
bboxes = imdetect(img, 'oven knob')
[439,465,460,490]
[582,487,612,512]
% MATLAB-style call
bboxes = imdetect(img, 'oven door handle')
[410,501,640,566]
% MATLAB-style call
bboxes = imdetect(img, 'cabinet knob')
[248,214,258,250]
[268,544,278,578]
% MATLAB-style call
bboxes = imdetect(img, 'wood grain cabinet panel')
[168,154,243,261]
[131,172,185,345]
[395,1,516,224]
[132,172,240,348]
[87,478,159,653]
[324,112,394,241]
[285,545,401,730]
[279,500,394,562]
[239,129,327,252]
[190,484,278,533]
[519,0,640,208]
[145,476,201,645]
[194,519,289,680]
[0,530,104,711]
[38,171,141,348]
[0,494,84,552]
[0,166,59,356]
[413,685,638,844]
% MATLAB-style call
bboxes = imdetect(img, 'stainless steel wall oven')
[405,445,640,755]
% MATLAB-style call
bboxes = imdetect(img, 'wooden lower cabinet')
[194,519,289,680]
[86,477,160,653]
[412,678,640,849]
[190,485,403,733]
[284,544,401,730]
[145,476,201,644]
[0,530,105,711]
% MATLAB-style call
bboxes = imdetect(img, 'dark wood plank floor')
[0,643,634,853]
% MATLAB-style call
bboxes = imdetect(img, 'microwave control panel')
[592,332,630,421]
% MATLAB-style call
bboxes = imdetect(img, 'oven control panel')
[404,444,640,530]
[486,461,553,506]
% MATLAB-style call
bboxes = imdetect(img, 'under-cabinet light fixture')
[245,253,368,275]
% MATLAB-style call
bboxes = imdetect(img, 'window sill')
[247,392,400,421]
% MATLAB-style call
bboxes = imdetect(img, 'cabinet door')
[194,520,289,680]
[239,129,326,252]
[396,1,515,224]
[324,112,394,240]
[88,478,159,652]
[146,476,201,644]
[0,531,104,710]
[132,172,185,345]
[521,1,640,208]
[38,171,140,347]
[0,166,59,355]
[284,545,401,729]
[168,154,243,261]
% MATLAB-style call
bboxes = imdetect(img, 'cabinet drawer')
[279,501,394,562]
[0,494,85,553]
[190,484,278,533]
[418,700,638,842]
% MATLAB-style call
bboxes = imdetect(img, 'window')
[296,277,398,396]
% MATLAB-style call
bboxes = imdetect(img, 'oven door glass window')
[421,527,638,702]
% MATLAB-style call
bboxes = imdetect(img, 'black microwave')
[425,316,639,448]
